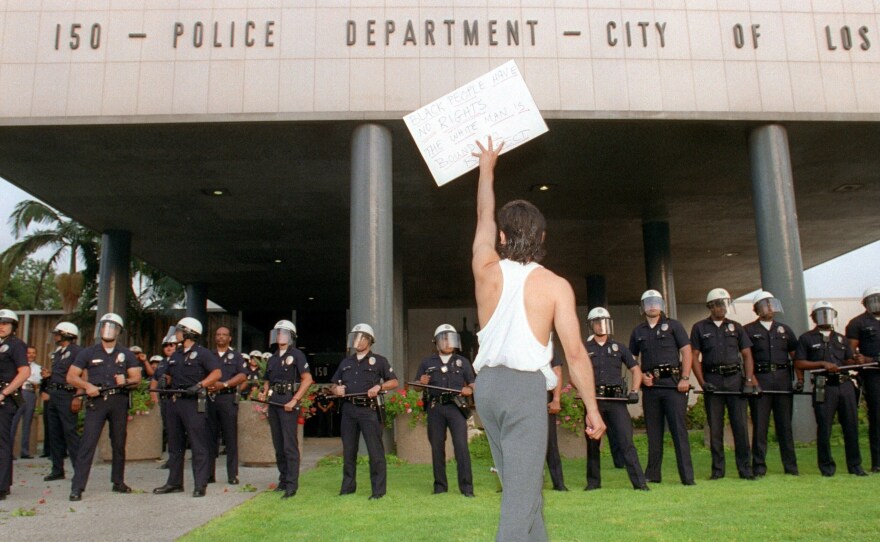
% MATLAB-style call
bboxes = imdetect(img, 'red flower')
[38,498,46,504]
[297,416,305,425]
[416,400,424,407]
[404,403,410,408]
[398,389,406,396]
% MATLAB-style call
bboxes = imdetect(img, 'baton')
[645,384,693,392]
[694,389,810,396]
[407,381,466,394]
[250,397,298,408]
[596,396,631,402]
[809,361,878,374]
[72,383,131,400]
[332,391,387,399]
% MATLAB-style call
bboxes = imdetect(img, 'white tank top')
[474,259,557,389]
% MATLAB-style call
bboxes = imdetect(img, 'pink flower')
[127,416,133,421]
[406,408,412,414]
[564,416,571,421]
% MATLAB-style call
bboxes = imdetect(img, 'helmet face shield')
[434,331,461,351]
[865,294,880,314]
[590,318,613,337]
[754,297,784,318]
[707,298,731,312]
[97,321,122,341]
[813,307,838,327]
[270,328,295,347]
[347,331,373,351]
[640,296,665,315]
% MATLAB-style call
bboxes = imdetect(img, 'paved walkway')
[0,438,342,540]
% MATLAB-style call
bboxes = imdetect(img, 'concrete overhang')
[0,118,877,312]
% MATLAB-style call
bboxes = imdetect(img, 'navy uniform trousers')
[207,393,239,481]
[861,371,880,469]
[748,368,798,475]
[71,394,128,492]
[586,401,646,489]
[340,402,386,496]
[0,400,16,493]
[267,403,301,492]
[166,396,212,489]
[642,380,694,484]
[47,389,80,476]
[814,381,862,476]
[704,373,752,479]
[427,402,473,494]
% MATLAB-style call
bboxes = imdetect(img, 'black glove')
[627,392,639,404]
[793,381,804,393]
[702,382,717,392]
[186,383,203,396]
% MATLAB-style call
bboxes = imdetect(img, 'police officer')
[744,291,799,477]
[691,288,756,480]
[43,322,83,482]
[150,334,177,466]
[66,313,141,501]
[332,323,398,500]
[629,290,695,485]
[846,286,880,472]
[415,324,475,497]
[795,301,867,476]
[585,308,648,491]
[0,309,30,501]
[207,326,246,485]
[153,317,222,497]
[240,350,263,399]
[545,353,568,491]
[259,320,312,499]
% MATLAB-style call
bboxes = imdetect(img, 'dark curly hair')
[496,200,546,263]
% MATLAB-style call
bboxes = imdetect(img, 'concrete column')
[749,124,813,441]
[350,123,394,368]
[185,283,208,329]
[393,252,407,382]
[586,274,607,311]
[96,230,131,326]
[642,221,677,320]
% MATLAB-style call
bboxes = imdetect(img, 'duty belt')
[99,387,128,397]
[22,383,35,391]
[595,385,623,398]
[824,373,853,386]
[650,365,680,379]
[47,382,76,392]
[429,393,458,407]
[706,364,741,376]
[755,363,790,374]
[347,396,377,408]
[270,383,296,394]
[212,387,237,395]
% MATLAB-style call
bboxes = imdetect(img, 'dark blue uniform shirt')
[331,351,395,394]
[690,318,752,368]
[629,316,689,370]
[795,329,854,365]
[744,320,797,365]
[0,335,27,382]
[50,343,83,385]
[166,345,221,388]
[151,357,171,387]
[214,348,245,382]
[415,353,475,398]
[845,312,880,358]
[263,348,309,385]
[586,338,637,387]
[72,344,138,387]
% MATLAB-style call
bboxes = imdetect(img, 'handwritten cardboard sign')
[404,60,549,187]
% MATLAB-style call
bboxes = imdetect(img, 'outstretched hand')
[472,135,505,172]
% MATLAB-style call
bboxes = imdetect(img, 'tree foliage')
[0,257,62,310]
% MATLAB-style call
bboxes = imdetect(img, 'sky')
[0,177,877,301]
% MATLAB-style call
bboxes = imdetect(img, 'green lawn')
[183,430,880,542]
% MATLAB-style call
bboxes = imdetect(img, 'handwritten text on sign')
[404,60,548,186]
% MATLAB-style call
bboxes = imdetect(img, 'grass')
[182,429,880,542]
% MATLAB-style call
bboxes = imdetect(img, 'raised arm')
[471,136,504,279]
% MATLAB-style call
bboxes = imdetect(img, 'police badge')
[62,351,70,359]
[285,355,293,366]
[455,359,462,368]
[612,343,619,352]
[116,353,125,364]
[728,323,735,332]
[369,357,376,366]
[661,323,669,332]
[441,366,448,373]
[227,353,233,360]
[0,344,8,353]
[778,326,785,334]
[189,352,197,360]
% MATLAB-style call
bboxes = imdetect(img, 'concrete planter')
[556,425,588,459]
[393,412,453,464]
[238,401,304,466]
[99,408,163,461]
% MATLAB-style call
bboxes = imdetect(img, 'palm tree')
[0,200,100,313]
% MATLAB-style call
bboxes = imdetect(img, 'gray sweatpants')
[475,366,549,542]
